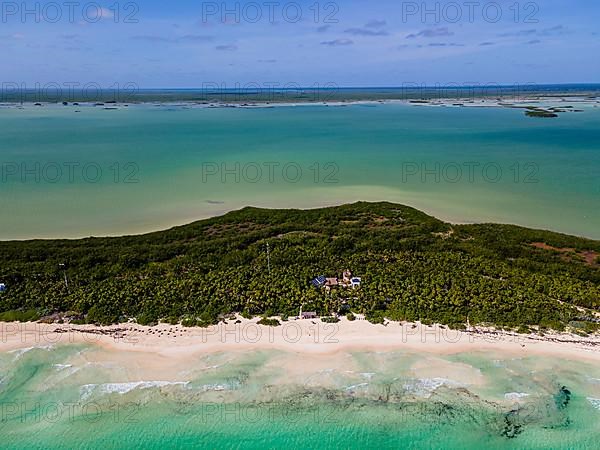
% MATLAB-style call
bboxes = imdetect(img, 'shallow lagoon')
[0,102,598,239]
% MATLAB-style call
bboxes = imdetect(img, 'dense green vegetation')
[257,317,281,327]
[525,109,559,118]
[0,202,598,331]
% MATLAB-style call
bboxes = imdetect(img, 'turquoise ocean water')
[1,345,600,449]
[1,101,599,447]
[0,102,598,240]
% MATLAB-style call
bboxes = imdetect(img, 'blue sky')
[1,0,598,87]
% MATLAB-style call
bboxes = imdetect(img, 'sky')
[0,0,598,88]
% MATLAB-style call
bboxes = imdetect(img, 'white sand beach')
[2,317,599,367]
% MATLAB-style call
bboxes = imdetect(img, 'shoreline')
[2,94,599,110]
[0,197,475,243]
[2,193,598,242]
[3,318,600,363]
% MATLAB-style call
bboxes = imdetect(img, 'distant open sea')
[0,98,599,239]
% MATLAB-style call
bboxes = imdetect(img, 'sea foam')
[345,382,369,392]
[80,381,189,400]
[403,378,463,398]
[504,392,530,401]
[587,398,600,411]
[9,345,54,360]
